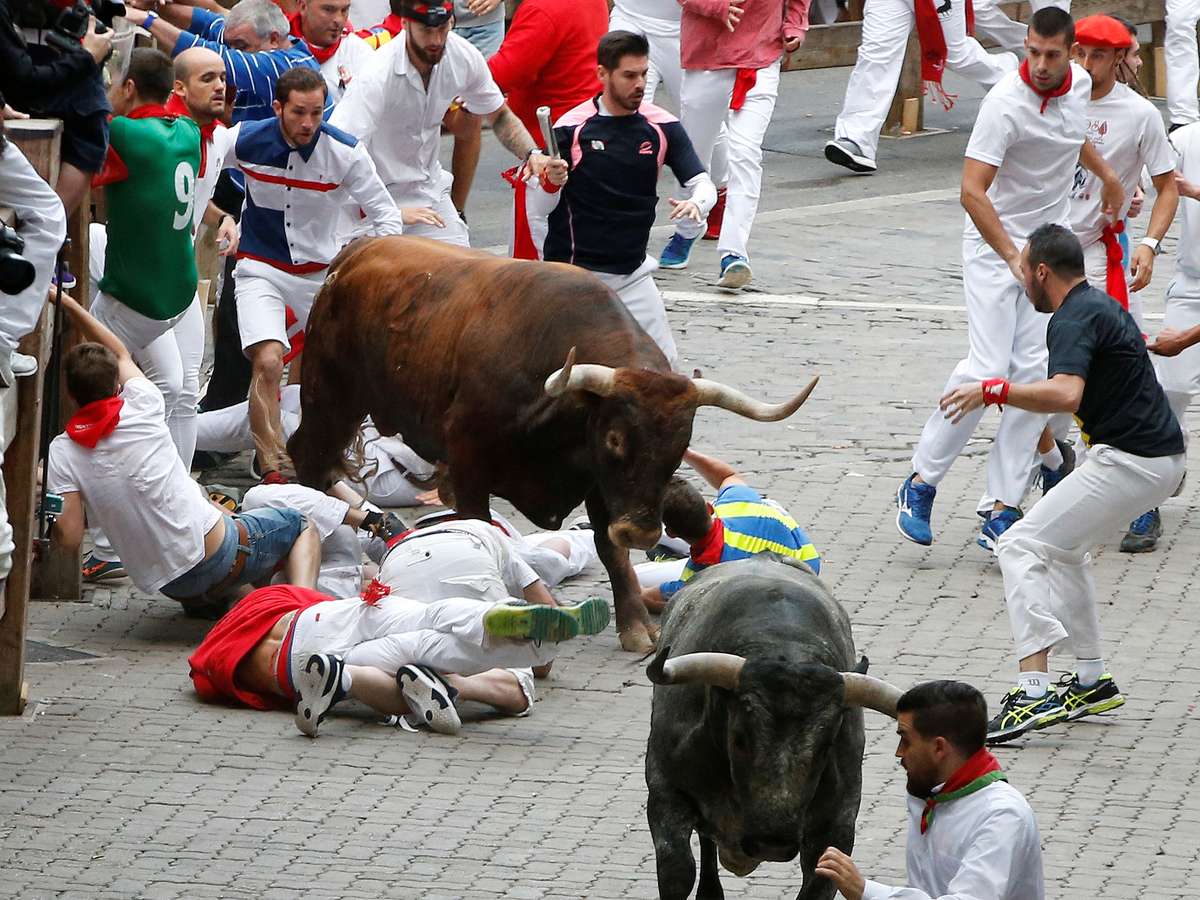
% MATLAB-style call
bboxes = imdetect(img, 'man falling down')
[189,584,609,736]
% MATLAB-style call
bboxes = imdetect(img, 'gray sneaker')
[824,138,877,174]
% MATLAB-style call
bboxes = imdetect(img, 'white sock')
[1041,444,1064,471]
[1076,659,1105,687]
[1018,671,1050,698]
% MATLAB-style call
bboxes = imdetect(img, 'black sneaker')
[986,687,1068,744]
[361,510,408,542]
[294,653,346,738]
[1056,672,1125,721]
[646,542,686,562]
[1120,508,1161,553]
[396,664,462,735]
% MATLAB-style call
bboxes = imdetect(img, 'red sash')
[65,396,123,448]
[1099,222,1129,310]
[913,0,976,110]
[730,69,757,110]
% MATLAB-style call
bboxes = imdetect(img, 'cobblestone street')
[3,73,1199,899]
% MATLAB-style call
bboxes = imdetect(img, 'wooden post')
[0,306,53,715]
[883,36,924,138]
[1149,21,1167,99]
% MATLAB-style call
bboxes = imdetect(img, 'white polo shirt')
[1068,82,1176,247]
[1174,123,1200,278]
[863,781,1045,900]
[46,379,222,593]
[329,32,506,207]
[965,63,1092,245]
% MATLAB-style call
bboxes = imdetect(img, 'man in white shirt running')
[895,8,1123,551]
[46,295,322,613]
[330,0,561,247]
[815,680,1044,900]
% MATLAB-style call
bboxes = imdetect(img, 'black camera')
[0,223,36,296]
[46,0,126,54]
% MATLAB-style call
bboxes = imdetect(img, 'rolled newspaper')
[536,105,560,159]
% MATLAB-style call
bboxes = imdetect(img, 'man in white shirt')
[815,680,1044,900]
[895,8,1122,551]
[288,0,375,102]
[330,0,562,247]
[46,294,322,613]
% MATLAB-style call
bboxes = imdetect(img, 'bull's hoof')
[618,623,657,654]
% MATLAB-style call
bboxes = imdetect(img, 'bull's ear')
[854,655,869,675]
[646,645,672,685]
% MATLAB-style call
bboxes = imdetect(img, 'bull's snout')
[608,519,662,551]
[740,835,800,863]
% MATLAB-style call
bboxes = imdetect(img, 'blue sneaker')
[1120,508,1161,553]
[718,254,752,290]
[896,474,936,545]
[1039,439,1076,494]
[51,262,77,292]
[978,506,1022,553]
[659,233,697,269]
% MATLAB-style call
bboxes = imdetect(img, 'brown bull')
[288,236,816,652]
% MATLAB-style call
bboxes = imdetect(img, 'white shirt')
[46,379,222,593]
[193,122,239,235]
[965,63,1092,244]
[862,781,1045,900]
[1174,122,1200,277]
[1069,82,1176,247]
[318,33,375,104]
[329,33,506,206]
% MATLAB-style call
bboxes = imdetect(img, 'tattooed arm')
[485,104,567,183]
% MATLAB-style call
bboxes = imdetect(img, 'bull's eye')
[605,429,627,458]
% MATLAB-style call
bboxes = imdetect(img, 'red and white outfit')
[911,63,1091,508]
[1068,83,1175,328]
[833,0,1017,165]
[670,0,806,262]
[1155,122,1200,435]
[1167,0,1200,126]
[331,32,506,247]
[288,13,374,104]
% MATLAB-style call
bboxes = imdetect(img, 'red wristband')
[982,378,1010,406]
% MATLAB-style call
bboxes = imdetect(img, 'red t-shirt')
[188,585,330,710]
[487,0,609,145]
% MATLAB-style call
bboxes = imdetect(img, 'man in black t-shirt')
[529,30,717,369]
[940,224,1186,745]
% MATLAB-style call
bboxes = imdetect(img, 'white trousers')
[635,558,686,589]
[1155,272,1200,431]
[379,529,529,605]
[998,445,1184,661]
[593,256,679,368]
[608,7,682,104]
[291,593,555,679]
[514,529,597,587]
[972,0,1069,53]
[912,240,1050,507]
[833,0,1017,160]
[1167,0,1200,126]
[195,384,301,454]
[234,259,324,354]
[675,61,781,261]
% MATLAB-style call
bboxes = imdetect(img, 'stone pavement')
[4,74,1200,899]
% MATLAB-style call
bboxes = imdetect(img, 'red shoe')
[703,187,727,241]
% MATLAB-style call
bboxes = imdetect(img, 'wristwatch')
[142,11,158,29]
[1141,237,1163,255]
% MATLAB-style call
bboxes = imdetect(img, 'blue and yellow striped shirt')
[659,483,820,599]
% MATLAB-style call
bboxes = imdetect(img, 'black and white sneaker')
[396,664,462,735]
[824,138,877,174]
[986,686,1068,744]
[294,653,346,738]
[1056,672,1125,721]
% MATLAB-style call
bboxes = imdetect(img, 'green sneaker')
[1056,672,1125,721]
[483,597,610,644]
[986,686,1068,744]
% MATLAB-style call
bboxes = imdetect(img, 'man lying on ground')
[188,583,610,736]
[637,449,821,613]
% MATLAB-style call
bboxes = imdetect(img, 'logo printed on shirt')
[638,140,654,155]
[591,140,605,151]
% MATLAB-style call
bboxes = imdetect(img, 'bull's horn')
[651,651,746,691]
[841,673,902,718]
[692,375,819,422]
[544,347,619,399]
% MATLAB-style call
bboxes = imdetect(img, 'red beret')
[1074,15,1134,49]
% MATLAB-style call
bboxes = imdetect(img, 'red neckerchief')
[919,748,1007,834]
[689,515,726,567]
[361,578,391,605]
[126,103,176,121]
[1099,221,1129,310]
[289,12,347,64]
[65,396,124,448]
[913,0,975,110]
[92,104,179,187]
[165,92,222,176]
[1019,59,1074,113]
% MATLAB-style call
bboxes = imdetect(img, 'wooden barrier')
[0,119,64,715]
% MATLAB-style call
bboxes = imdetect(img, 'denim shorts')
[453,20,504,57]
[160,508,305,600]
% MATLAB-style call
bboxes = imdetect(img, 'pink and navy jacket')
[231,117,404,275]
[543,97,705,276]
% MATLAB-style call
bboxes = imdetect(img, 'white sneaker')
[10,352,37,377]
[293,653,345,738]
[396,664,462,734]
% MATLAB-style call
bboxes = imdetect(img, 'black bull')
[645,556,901,899]
[288,236,817,652]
